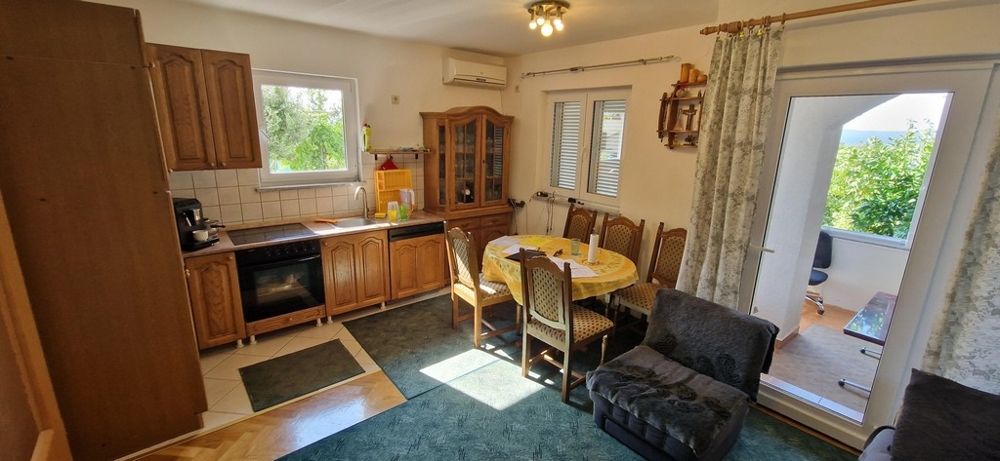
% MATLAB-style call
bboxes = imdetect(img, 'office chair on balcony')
[806,230,832,315]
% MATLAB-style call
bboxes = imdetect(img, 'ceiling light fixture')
[527,1,570,38]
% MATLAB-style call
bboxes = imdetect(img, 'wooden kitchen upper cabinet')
[185,252,246,350]
[390,233,447,300]
[322,230,389,317]
[148,43,262,171]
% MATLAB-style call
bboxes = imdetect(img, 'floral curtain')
[676,28,783,307]
[922,127,1000,393]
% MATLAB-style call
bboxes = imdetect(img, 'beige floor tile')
[199,348,234,376]
[203,354,269,381]
[272,336,329,357]
[234,332,295,358]
[211,383,253,415]
[337,337,363,356]
[296,321,345,340]
[203,378,242,408]
[200,411,247,432]
[353,349,380,373]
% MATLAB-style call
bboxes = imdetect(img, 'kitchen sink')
[334,217,380,228]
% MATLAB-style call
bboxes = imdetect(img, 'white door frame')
[739,59,999,448]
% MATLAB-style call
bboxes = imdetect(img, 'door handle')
[748,244,775,254]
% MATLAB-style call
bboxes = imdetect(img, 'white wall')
[824,238,907,309]
[504,27,716,277]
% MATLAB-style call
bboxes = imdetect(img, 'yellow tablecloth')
[483,235,639,305]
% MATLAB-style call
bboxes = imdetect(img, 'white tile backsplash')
[168,166,426,226]
[168,172,193,191]
[218,187,241,205]
[261,201,281,219]
[236,168,259,186]
[215,170,239,187]
[280,200,300,217]
[191,171,217,188]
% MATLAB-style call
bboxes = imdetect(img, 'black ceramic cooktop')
[227,223,316,246]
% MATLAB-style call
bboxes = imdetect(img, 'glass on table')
[570,238,581,256]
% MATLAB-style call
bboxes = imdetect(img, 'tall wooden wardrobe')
[0,2,207,459]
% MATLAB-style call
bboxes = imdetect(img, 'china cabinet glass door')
[481,119,507,206]
[452,117,479,209]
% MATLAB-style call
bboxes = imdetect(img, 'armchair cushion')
[587,345,749,456]
[642,289,779,400]
[891,368,1000,461]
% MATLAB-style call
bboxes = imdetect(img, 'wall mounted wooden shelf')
[365,148,431,160]
[658,81,706,149]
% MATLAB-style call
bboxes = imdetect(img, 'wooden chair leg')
[599,334,608,366]
[561,348,573,403]
[451,294,460,330]
[521,331,531,378]
[473,303,483,348]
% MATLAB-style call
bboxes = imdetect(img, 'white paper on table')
[489,236,519,247]
[548,256,598,278]
[501,243,538,256]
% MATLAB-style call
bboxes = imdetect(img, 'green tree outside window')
[824,122,934,240]
[261,85,346,173]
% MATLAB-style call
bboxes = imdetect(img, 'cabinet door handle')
[220,162,227,168]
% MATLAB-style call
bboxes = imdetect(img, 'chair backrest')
[643,289,779,400]
[598,214,645,265]
[445,227,479,290]
[813,230,832,269]
[519,249,573,338]
[646,224,687,287]
[563,203,597,241]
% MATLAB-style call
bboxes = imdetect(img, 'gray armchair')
[587,289,779,461]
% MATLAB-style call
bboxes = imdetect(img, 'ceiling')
[173,0,720,57]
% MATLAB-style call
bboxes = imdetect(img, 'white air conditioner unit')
[443,58,507,89]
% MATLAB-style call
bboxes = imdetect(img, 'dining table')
[482,234,639,306]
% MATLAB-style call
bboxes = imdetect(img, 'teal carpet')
[280,295,856,461]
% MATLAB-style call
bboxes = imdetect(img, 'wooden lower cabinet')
[185,252,246,349]
[322,230,390,317]
[443,212,511,269]
[390,233,447,300]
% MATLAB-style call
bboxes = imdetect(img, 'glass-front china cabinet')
[421,106,513,258]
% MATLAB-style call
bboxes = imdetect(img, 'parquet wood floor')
[136,371,404,461]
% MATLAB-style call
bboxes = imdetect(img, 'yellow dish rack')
[375,169,412,214]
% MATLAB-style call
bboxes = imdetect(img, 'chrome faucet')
[354,185,369,219]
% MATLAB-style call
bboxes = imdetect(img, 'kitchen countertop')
[180,211,447,259]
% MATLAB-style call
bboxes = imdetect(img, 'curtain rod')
[520,55,676,79]
[699,0,915,35]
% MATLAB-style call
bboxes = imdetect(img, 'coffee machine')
[172,197,220,251]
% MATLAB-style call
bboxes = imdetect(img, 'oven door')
[237,254,325,323]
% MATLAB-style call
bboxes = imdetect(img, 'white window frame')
[545,88,630,206]
[252,69,362,188]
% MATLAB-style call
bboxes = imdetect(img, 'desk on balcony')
[843,291,897,346]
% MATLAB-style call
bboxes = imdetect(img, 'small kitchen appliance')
[172,197,219,251]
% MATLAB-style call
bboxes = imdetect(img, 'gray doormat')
[239,339,364,412]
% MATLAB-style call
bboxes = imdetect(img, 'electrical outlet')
[390,95,400,104]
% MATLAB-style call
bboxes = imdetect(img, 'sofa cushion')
[642,289,779,400]
[586,345,750,456]
[892,368,1000,461]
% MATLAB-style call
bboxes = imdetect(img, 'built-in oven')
[235,238,325,324]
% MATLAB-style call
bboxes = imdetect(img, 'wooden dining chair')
[445,227,518,348]
[519,248,614,403]
[608,224,687,332]
[562,203,597,242]
[598,214,645,265]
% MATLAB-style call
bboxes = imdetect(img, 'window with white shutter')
[547,89,629,205]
